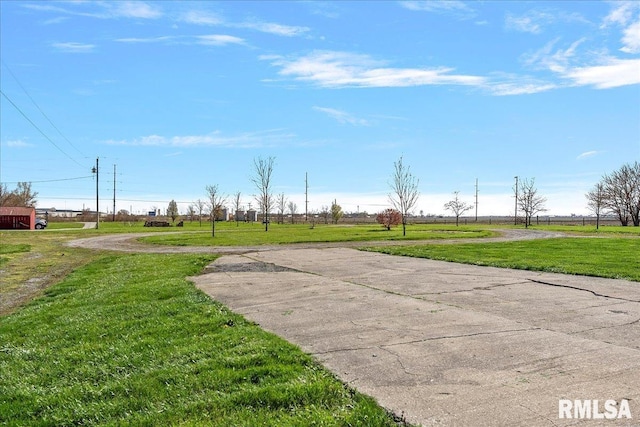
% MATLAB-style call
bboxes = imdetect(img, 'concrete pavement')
[192,247,640,426]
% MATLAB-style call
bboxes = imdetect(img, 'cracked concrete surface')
[191,248,640,426]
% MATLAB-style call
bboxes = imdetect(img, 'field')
[1,222,637,425]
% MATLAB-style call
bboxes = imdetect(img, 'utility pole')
[305,172,309,221]
[475,178,478,222]
[112,164,116,222]
[514,176,518,226]
[92,157,99,229]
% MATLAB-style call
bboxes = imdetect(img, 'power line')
[1,175,93,184]
[1,90,88,169]
[1,60,86,157]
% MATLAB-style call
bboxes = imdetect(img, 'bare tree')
[251,156,275,231]
[586,183,605,229]
[205,185,226,237]
[288,201,298,224]
[186,204,196,223]
[444,191,473,226]
[276,193,287,224]
[194,199,206,227]
[319,205,330,224]
[599,162,639,226]
[517,178,547,228]
[0,181,38,207]
[233,191,242,226]
[389,156,420,236]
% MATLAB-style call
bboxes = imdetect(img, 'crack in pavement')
[312,327,542,356]
[529,279,640,303]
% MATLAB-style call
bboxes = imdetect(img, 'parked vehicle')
[35,218,47,229]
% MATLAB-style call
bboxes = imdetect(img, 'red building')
[0,207,36,230]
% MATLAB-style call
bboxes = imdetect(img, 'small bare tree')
[517,178,547,228]
[319,205,330,224]
[599,162,639,226]
[288,201,298,224]
[389,156,420,236]
[194,199,206,227]
[276,193,287,224]
[251,156,275,231]
[205,185,226,237]
[444,191,473,226]
[586,183,605,230]
[186,204,196,223]
[233,191,242,226]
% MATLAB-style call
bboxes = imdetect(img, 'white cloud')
[565,58,640,88]
[577,150,599,160]
[180,10,223,26]
[505,11,548,34]
[6,139,31,148]
[620,18,640,53]
[51,42,95,53]
[399,1,476,19]
[114,2,162,19]
[104,129,296,148]
[238,21,310,37]
[602,2,640,54]
[196,35,245,46]
[116,36,175,44]
[266,51,486,88]
[313,107,369,126]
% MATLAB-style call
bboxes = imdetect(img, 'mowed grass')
[367,236,640,282]
[0,251,406,426]
[138,222,494,246]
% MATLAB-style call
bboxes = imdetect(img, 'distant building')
[36,208,83,218]
[246,209,258,222]
[0,206,36,230]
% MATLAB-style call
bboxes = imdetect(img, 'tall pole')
[475,178,478,222]
[96,157,99,229]
[112,164,116,222]
[305,172,309,221]
[514,176,518,226]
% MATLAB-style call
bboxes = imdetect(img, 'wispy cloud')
[179,9,309,37]
[313,107,369,126]
[24,1,162,19]
[265,51,485,88]
[104,129,296,148]
[6,139,31,148]
[196,35,245,46]
[602,2,640,54]
[236,21,310,37]
[116,36,176,44]
[505,11,553,34]
[51,42,95,53]
[577,150,600,160]
[180,10,223,26]
[564,58,640,88]
[399,1,476,20]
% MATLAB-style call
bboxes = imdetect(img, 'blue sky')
[1,1,639,217]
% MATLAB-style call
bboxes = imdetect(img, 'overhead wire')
[1,60,86,157]
[0,89,87,169]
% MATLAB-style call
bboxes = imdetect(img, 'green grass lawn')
[138,222,495,246]
[366,236,640,282]
[0,251,406,426]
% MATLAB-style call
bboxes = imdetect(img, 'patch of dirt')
[205,262,297,273]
